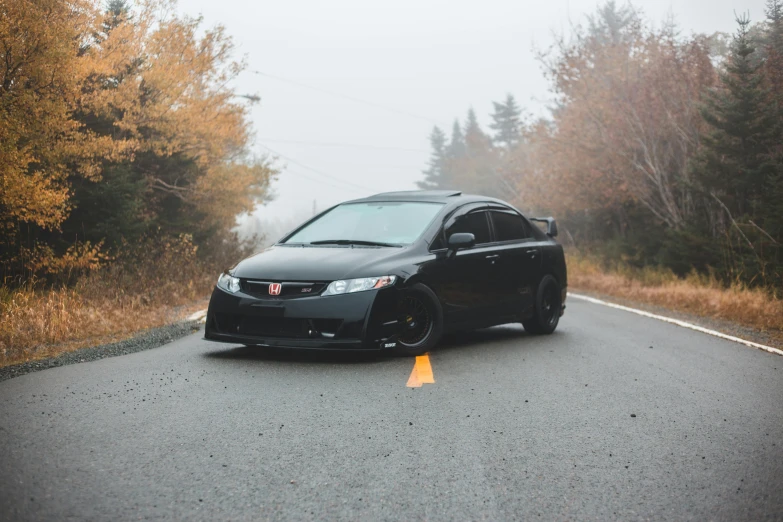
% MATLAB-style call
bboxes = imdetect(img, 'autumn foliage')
[0,0,276,282]
[423,1,783,293]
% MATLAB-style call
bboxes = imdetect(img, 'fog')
[177,0,766,241]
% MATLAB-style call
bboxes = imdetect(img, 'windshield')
[283,201,444,246]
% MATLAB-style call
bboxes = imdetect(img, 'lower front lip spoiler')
[204,331,400,352]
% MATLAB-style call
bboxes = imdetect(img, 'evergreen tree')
[762,0,783,278]
[445,119,466,160]
[587,0,638,44]
[417,126,448,190]
[766,0,783,52]
[489,93,523,150]
[691,14,775,219]
[463,108,491,156]
[66,165,147,247]
[103,0,130,31]
[766,1,783,104]
[63,0,145,249]
[461,108,502,197]
[764,1,783,135]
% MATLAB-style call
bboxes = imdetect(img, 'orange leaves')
[20,241,108,275]
[1,0,257,234]
[0,0,104,231]
[529,19,716,228]
[77,0,271,230]
[0,170,71,230]
[2,0,274,281]
[192,160,277,231]
[81,3,249,166]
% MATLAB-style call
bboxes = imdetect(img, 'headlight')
[322,275,396,296]
[217,273,240,293]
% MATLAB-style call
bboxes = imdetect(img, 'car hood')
[231,245,412,281]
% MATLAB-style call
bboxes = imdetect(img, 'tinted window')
[284,202,444,245]
[445,211,491,245]
[490,211,532,242]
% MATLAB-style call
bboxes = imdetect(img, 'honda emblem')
[269,283,282,296]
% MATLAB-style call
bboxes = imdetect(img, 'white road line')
[568,292,783,357]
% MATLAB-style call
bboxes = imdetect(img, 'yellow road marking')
[406,354,435,387]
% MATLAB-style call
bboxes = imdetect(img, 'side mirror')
[531,217,558,238]
[547,219,558,238]
[447,232,476,251]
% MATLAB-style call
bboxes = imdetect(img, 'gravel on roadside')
[0,321,202,382]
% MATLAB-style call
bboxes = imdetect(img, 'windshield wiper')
[309,239,401,247]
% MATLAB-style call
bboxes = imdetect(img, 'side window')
[445,211,491,245]
[490,211,532,242]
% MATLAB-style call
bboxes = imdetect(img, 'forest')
[0,0,275,284]
[420,1,783,291]
[1,0,782,362]
[0,0,277,361]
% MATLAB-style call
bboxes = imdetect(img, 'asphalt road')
[1,299,782,521]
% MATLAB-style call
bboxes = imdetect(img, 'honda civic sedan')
[205,190,567,355]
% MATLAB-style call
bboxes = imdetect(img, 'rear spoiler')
[530,217,558,238]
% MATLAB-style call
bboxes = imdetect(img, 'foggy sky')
[178,0,766,231]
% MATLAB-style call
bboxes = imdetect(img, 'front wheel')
[395,283,443,356]
[522,275,562,335]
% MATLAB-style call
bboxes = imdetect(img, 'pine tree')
[766,0,783,103]
[445,119,466,160]
[489,93,523,150]
[463,108,491,156]
[417,126,448,190]
[460,109,502,197]
[761,0,783,278]
[101,0,131,35]
[587,0,638,44]
[764,0,783,144]
[691,14,775,219]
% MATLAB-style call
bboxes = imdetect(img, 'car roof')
[349,190,507,207]
[346,191,524,217]
[362,190,463,200]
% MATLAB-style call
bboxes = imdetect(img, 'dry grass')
[0,236,218,368]
[567,252,783,344]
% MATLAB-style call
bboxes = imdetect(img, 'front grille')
[214,313,343,339]
[240,279,327,299]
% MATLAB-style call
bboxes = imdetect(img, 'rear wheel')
[522,275,562,335]
[395,283,443,356]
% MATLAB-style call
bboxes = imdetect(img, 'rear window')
[490,211,532,242]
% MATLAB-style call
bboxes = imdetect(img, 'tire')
[395,283,443,356]
[522,275,562,335]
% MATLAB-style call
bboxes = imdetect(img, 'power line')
[250,70,448,127]
[256,137,428,153]
[259,143,378,194]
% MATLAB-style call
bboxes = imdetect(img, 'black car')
[205,190,567,355]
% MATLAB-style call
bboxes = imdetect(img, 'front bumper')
[204,285,403,351]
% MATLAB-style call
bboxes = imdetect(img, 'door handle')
[526,250,538,258]
[485,254,500,259]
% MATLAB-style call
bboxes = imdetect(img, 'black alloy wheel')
[395,283,443,356]
[398,296,433,348]
[522,275,562,335]
[540,280,560,328]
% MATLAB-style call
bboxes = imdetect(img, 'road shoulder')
[0,321,202,383]
[569,288,783,351]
